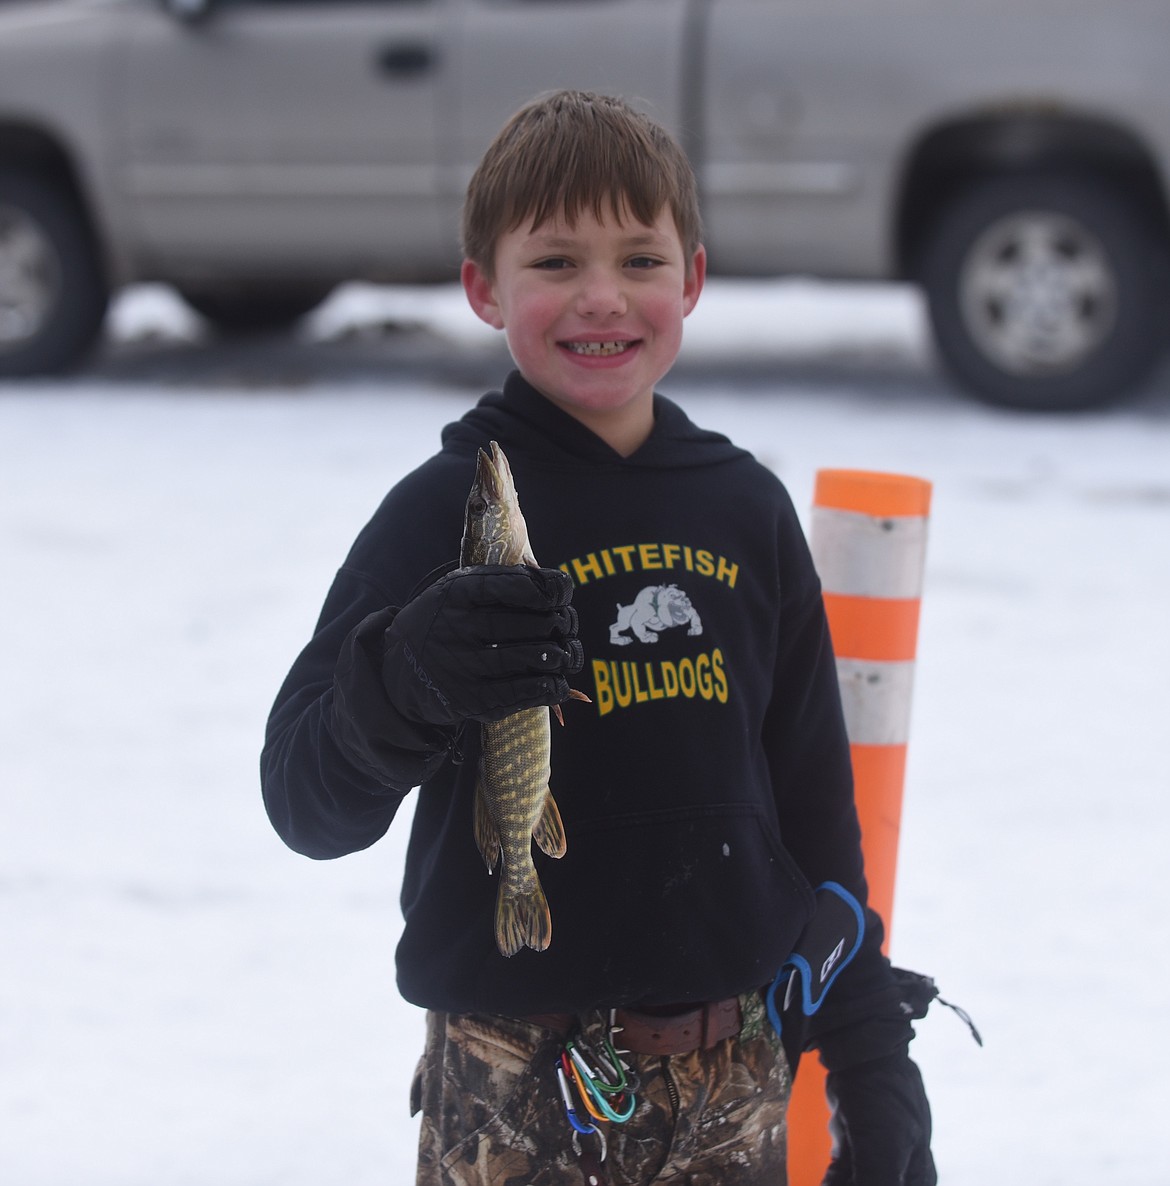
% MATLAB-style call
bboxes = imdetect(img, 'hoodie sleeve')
[260,456,468,859]
[763,551,863,896]
[762,509,903,1041]
[260,565,426,859]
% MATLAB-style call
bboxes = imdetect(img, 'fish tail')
[495,875,553,958]
[532,790,567,859]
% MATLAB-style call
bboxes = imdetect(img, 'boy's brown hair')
[461,90,702,276]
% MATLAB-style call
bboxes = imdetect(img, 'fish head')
[460,441,537,567]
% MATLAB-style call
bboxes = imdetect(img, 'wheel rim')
[0,202,60,346]
[959,209,1117,375]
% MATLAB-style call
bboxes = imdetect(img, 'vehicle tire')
[917,172,1170,411]
[179,284,333,335]
[0,169,109,376]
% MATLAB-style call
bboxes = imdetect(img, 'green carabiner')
[569,1037,629,1095]
[567,1043,637,1123]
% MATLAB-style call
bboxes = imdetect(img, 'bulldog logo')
[609,584,704,646]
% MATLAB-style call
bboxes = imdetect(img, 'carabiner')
[571,1035,631,1095]
[566,1047,635,1124]
[571,1123,608,1162]
[557,1064,600,1137]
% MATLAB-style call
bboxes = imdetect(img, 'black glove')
[823,1050,936,1186]
[331,565,583,781]
[808,963,944,1186]
[384,564,583,725]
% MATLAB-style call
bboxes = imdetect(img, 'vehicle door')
[699,0,959,278]
[437,0,692,240]
[116,0,448,281]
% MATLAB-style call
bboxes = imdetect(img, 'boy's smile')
[462,206,705,455]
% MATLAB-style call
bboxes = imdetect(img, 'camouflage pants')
[411,1000,791,1186]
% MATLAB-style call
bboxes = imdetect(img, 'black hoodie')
[262,373,876,1017]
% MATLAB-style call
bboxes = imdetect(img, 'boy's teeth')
[567,340,631,356]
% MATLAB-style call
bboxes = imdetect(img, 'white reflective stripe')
[810,507,929,599]
[835,659,917,746]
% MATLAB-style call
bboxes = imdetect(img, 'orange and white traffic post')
[787,468,933,1186]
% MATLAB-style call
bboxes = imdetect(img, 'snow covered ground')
[2,279,1168,1185]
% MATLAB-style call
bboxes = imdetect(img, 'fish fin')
[553,687,593,727]
[532,790,567,859]
[495,878,552,957]
[473,782,501,873]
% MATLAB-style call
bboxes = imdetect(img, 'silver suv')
[2,0,1169,409]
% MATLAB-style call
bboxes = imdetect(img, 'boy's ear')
[461,259,505,330]
[683,244,707,317]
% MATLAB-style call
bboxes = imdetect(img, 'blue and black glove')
[810,965,950,1186]
[770,892,977,1186]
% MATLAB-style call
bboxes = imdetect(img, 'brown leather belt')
[525,996,742,1057]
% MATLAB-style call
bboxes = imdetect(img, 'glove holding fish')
[461,441,590,957]
[332,441,585,955]
[381,561,582,729]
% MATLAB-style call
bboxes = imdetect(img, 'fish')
[460,441,584,957]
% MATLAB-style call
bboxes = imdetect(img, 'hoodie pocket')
[540,802,817,1003]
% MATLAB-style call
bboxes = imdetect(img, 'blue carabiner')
[557,1064,600,1136]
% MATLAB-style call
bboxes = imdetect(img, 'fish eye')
[468,496,487,515]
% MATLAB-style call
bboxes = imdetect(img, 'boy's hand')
[382,564,583,727]
[823,1052,936,1186]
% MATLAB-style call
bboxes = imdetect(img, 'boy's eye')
[627,255,663,270]
[533,257,572,270]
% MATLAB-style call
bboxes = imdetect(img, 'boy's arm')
[261,562,583,860]
[260,568,427,860]
[766,567,935,1185]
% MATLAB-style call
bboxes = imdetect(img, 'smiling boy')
[262,91,936,1186]
[461,203,704,456]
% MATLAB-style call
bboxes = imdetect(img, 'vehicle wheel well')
[0,125,111,374]
[0,121,100,240]
[895,112,1170,277]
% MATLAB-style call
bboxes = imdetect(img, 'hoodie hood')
[441,371,752,471]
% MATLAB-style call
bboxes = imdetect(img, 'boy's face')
[462,204,705,455]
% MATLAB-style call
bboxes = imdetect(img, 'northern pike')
[461,441,585,957]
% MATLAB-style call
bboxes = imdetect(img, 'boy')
[262,91,936,1185]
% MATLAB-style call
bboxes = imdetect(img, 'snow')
[3,279,1168,1184]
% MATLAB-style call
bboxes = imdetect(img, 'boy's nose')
[575,268,627,317]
